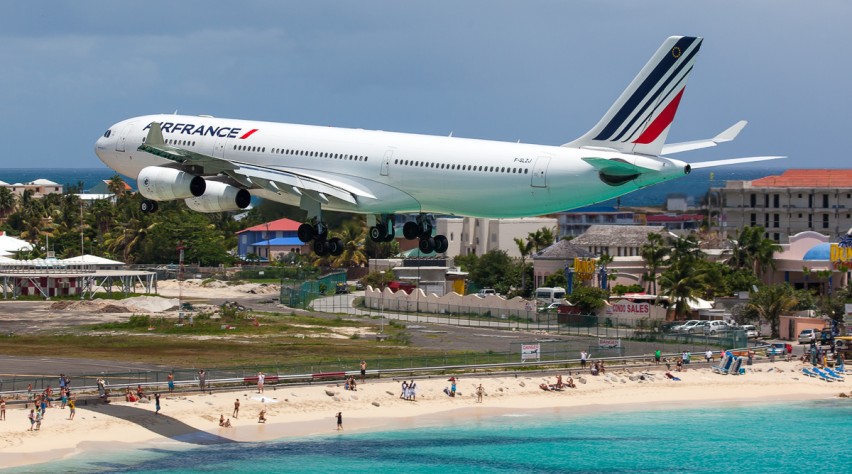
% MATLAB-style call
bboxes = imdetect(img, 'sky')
[2,1,850,169]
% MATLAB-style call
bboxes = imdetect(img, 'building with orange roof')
[712,169,852,241]
[236,218,309,261]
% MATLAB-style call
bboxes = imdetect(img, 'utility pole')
[177,242,185,323]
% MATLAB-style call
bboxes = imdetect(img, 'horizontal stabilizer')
[582,157,654,175]
[689,156,785,169]
[662,120,747,154]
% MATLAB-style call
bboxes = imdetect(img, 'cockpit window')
[103,130,112,138]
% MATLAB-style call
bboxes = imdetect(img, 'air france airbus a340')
[95,36,781,256]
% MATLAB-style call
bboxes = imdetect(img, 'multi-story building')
[0,179,63,198]
[555,206,634,238]
[713,169,852,241]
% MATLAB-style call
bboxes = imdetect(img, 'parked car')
[704,320,732,335]
[798,328,819,345]
[674,320,702,333]
[354,281,365,291]
[335,282,350,294]
[477,288,498,297]
[741,324,759,339]
[686,321,709,333]
[538,302,561,313]
[657,321,682,333]
[766,343,787,356]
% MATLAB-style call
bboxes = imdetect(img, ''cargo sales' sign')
[606,300,651,318]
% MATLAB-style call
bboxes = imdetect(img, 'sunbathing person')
[567,377,576,389]
[258,408,267,423]
[219,414,226,426]
[555,375,564,390]
[665,372,681,381]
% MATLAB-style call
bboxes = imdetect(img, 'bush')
[127,315,151,328]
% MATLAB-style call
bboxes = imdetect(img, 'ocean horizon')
[9,399,850,473]
[0,165,791,208]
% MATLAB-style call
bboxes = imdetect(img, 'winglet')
[661,120,748,155]
[144,122,165,146]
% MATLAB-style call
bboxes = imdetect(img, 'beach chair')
[821,368,845,381]
[811,368,835,382]
[728,357,743,376]
[711,355,731,374]
[717,356,735,375]
[802,368,817,378]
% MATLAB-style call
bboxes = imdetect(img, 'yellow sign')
[574,257,597,281]
[830,244,852,263]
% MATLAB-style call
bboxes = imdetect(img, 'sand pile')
[51,296,179,313]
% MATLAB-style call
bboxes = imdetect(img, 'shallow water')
[13,399,850,473]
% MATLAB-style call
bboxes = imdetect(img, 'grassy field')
[0,307,448,367]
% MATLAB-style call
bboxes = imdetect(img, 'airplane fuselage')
[95,114,689,218]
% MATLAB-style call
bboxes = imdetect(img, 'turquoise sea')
[11,399,850,474]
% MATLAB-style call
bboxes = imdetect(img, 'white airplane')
[95,35,781,256]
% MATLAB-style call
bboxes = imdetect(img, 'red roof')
[237,218,301,234]
[751,169,852,188]
[645,214,703,223]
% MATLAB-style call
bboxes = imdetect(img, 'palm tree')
[657,237,710,320]
[514,236,534,296]
[747,283,798,338]
[640,232,668,294]
[728,226,781,276]
[327,219,368,268]
[0,187,16,218]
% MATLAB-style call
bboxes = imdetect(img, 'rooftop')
[534,239,596,260]
[237,218,302,234]
[569,225,667,247]
[750,169,852,188]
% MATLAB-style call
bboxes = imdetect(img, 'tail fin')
[565,36,703,156]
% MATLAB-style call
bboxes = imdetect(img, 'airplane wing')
[137,122,374,205]
[661,120,748,155]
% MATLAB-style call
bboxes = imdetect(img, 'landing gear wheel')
[419,237,436,254]
[403,222,419,240]
[297,223,315,243]
[313,222,328,241]
[434,235,449,253]
[369,225,386,242]
[382,227,396,242]
[313,240,330,256]
[328,237,344,256]
[140,200,158,213]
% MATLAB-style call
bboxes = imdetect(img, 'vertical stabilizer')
[565,36,702,156]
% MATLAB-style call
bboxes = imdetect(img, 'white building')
[436,217,557,258]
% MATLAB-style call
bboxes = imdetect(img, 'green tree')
[728,226,781,276]
[467,250,516,295]
[746,283,798,338]
[567,285,609,314]
[639,232,668,294]
[0,187,16,218]
[657,236,710,320]
[514,236,534,297]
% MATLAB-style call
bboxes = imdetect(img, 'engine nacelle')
[138,166,205,201]
[184,180,251,213]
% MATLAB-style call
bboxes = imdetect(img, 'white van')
[535,287,566,304]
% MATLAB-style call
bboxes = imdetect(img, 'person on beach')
[451,378,457,397]
[567,377,576,389]
[336,411,343,431]
[28,409,35,431]
[476,384,484,403]
[233,398,240,418]
[705,349,713,363]
[580,351,588,368]
[360,360,367,383]
[198,369,206,391]
[1,396,6,421]
[27,383,33,407]
[68,398,76,420]
[167,372,175,393]
[35,409,42,431]
[257,372,265,394]
[258,408,267,423]
[60,388,68,409]
[400,380,408,399]
[654,349,661,365]
[409,380,416,401]
[219,414,226,426]
[155,393,161,414]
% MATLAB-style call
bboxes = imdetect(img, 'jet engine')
[185,180,251,213]
[137,166,205,201]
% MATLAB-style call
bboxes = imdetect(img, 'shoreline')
[1,360,849,470]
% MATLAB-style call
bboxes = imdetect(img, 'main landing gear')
[370,215,448,254]
[297,221,343,257]
[140,199,159,213]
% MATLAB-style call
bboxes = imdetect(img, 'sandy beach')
[1,359,848,469]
